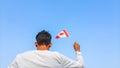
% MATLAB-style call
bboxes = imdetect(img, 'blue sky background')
[0,0,120,68]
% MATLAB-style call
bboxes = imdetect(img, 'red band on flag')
[56,36,60,39]
[63,30,69,37]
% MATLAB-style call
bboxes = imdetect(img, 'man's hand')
[73,42,80,52]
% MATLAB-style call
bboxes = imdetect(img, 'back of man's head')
[36,30,51,46]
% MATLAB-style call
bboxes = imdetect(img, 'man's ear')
[49,42,52,48]
[35,42,38,47]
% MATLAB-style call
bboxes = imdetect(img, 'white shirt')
[8,50,84,68]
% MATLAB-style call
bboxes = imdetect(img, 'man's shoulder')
[52,51,61,55]
[51,51,65,58]
[16,50,36,56]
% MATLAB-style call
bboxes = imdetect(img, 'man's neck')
[37,45,49,50]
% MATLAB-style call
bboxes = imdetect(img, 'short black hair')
[36,30,51,46]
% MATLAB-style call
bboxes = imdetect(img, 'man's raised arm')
[60,42,84,68]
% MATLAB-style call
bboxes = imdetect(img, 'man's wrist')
[75,49,80,52]
[76,51,82,55]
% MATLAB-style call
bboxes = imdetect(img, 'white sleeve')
[8,55,18,68]
[61,52,84,68]
[76,51,84,66]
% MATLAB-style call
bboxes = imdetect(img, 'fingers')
[74,42,80,47]
[73,42,80,51]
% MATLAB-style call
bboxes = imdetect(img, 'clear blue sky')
[0,0,120,68]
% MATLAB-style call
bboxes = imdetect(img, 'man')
[8,30,84,68]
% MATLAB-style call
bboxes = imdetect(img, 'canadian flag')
[56,29,70,39]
